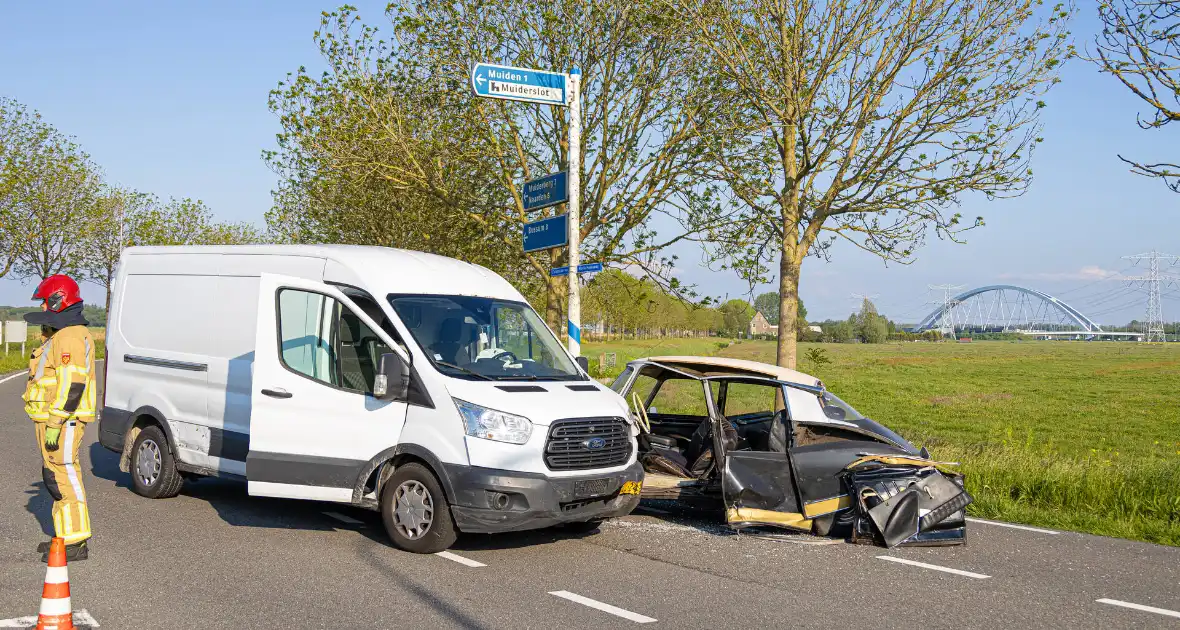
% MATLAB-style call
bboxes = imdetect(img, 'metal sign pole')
[566,68,582,358]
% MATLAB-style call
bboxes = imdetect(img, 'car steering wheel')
[491,350,519,364]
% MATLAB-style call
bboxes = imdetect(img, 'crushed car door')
[718,382,811,531]
[783,386,908,519]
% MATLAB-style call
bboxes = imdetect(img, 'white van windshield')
[389,294,583,381]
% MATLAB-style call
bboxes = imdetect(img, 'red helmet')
[32,275,83,312]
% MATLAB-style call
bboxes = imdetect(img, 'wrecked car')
[611,356,971,547]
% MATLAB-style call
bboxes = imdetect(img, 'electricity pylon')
[1123,251,1179,343]
[928,284,964,338]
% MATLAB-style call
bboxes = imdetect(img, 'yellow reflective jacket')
[22,325,97,426]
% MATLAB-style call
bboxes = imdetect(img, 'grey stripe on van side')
[124,354,208,372]
[245,452,366,488]
[208,427,249,462]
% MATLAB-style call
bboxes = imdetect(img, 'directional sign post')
[523,214,568,253]
[473,62,583,358]
[471,63,567,106]
[523,171,568,212]
[549,262,602,277]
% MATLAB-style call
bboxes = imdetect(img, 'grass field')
[585,337,1180,546]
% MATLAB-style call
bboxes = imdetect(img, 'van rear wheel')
[380,463,457,554]
[130,425,183,499]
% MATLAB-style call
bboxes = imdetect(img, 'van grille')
[544,417,632,471]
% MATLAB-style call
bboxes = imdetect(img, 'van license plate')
[572,478,614,498]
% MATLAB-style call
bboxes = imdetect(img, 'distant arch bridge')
[909,285,1138,338]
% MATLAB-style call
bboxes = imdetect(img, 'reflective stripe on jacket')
[23,325,97,425]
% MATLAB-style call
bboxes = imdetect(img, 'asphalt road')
[1,367,1178,629]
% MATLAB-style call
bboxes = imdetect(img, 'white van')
[99,245,642,552]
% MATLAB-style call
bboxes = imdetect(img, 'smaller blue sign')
[577,262,603,274]
[523,214,568,253]
[523,171,568,212]
[550,266,570,277]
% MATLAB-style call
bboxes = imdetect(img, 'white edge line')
[549,591,657,624]
[435,551,486,568]
[1097,598,1180,619]
[876,556,991,579]
[966,517,1060,535]
[0,609,98,628]
[323,511,364,525]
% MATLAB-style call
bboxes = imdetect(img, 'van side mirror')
[375,352,411,400]
[575,356,589,372]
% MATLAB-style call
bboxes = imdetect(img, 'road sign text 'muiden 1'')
[523,214,568,253]
[523,171,568,212]
[471,63,568,106]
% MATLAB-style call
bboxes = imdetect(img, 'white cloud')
[998,266,1119,282]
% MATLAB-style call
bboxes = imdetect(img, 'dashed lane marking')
[876,556,991,579]
[0,609,100,627]
[324,511,364,525]
[965,517,1060,535]
[549,591,657,624]
[435,551,486,568]
[1097,598,1180,619]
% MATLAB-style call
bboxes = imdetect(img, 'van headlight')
[453,399,533,445]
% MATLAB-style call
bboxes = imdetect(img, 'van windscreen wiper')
[434,361,494,381]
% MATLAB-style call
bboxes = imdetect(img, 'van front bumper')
[443,461,644,534]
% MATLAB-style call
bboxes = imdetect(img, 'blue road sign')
[549,262,601,277]
[471,63,568,106]
[523,171,568,212]
[523,214,568,253]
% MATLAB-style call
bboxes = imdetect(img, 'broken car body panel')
[614,357,971,547]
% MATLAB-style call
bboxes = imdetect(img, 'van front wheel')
[380,463,457,554]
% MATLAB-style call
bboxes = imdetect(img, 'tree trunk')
[545,249,561,334]
[776,249,802,370]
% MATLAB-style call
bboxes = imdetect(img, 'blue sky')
[1,2,1176,324]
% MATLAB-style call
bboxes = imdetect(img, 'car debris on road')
[610,356,972,548]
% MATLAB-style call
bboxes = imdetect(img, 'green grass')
[1,334,107,374]
[586,337,1180,546]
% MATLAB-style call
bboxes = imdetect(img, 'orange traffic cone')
[35,538,74,630]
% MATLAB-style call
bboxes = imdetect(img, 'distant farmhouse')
[748,311,822,338]
[749,312,777,336]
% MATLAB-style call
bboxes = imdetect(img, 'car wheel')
[130,425,183,499]
[380,463,457,554]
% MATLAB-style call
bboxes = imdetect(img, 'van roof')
[123,244,525,301]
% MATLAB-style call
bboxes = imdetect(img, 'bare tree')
[674,0,1073,368]
[1092,0,1180,192]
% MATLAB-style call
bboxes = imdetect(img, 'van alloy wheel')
[136,439,163,487]
[393,480,434,540]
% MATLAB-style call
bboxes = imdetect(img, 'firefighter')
[22,274,97,562]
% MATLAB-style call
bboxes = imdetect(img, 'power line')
[928,284,964,337]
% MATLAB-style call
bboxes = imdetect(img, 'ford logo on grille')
[584,437,607,450]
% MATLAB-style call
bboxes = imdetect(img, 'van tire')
[129,425,183,499]
[380,463,457,554]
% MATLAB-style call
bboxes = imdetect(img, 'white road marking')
[323,511,364,525]
[876,556,991,579]
[435,551,486,568]
[0,372,25,385]
[1097,598,1180,619]
[549,591,657,624]
[965,517,1060,535]
[0,609,100,627]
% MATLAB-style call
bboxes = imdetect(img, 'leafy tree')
[856,298,889,344]
[828,320,854,344]
[672,0,1072,368]
[719,298,755,337]
[1,97,101,281]
[1091,0,1180,192]
[754,291,780,325]
[266,2,716,329]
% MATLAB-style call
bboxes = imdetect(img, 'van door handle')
[261,388,292,399]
